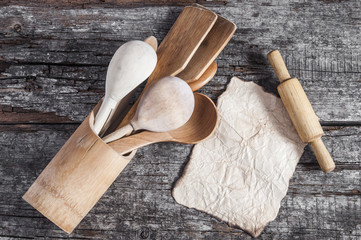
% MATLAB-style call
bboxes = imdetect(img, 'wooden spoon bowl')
[167,93,217,143]
[108,93,218,155]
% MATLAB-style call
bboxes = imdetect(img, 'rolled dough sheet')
[172,77,306,237]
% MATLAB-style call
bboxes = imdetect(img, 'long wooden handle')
[93,96,117,134]
[267,50,291,83]
[109,131,163,155]
[310,138,335,173]
[103,124,133,143]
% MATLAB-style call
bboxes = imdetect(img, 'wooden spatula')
[111,6,217,131]
[177,4,236,83]
[149,6,217,80]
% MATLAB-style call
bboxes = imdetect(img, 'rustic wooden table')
[0,1,360,239]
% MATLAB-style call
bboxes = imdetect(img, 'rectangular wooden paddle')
[113,6,217,130]
[177,4,236,83]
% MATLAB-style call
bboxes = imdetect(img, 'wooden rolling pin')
[267,50,335,173]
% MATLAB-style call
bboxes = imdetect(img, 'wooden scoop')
[98,36,159,137]
[109,93,218,155]
[101,60,217,138]
[93,40,157,134]
[103,76,195,143]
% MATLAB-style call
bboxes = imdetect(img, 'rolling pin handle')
[267,50,291,83]
[310,138,335,173]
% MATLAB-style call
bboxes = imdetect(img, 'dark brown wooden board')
[0,1,360,239]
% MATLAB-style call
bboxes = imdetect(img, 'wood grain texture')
[0,0,360,238]
[0,0,228,8]
[0,2,360,123]
[269,50,335,172]
[177,9,236,83]
[0,125,360,238]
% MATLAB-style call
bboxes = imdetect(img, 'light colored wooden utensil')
[101,60,217,137]
[177,4,236,83]
[112,6,217,131]
[267,50,335,173]
[103,76,195,143]
[98,36,159,137]
[93,40,157,134]
[109,93,218,155]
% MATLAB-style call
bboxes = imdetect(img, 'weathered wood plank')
[0,1,360,239]
[0,125,360,238]
[0,0,228,8]
[0,2,360,123]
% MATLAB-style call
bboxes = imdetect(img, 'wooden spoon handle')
[109,131,162,155]
[93,96,117,134]
[103,124,133,143]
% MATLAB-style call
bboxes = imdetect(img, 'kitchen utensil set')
[22,4,236,234]
[101,4,235,151]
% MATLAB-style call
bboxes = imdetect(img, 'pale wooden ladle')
[93,40,157,134]
[108,93,218,155]
[103,76,195,143]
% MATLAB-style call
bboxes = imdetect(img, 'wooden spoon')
[103,63,217,142]
[111,6,217,131]
[115,7,234,131]
[103,76,195,143]
[93,40,157,134]
[105,61,217,159]
[98,36,159,137]
[108,93,218,155]
[101,59,217,145]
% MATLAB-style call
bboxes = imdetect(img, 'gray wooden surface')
[0,1,360,239]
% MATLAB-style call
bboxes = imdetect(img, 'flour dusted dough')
[172,77,306,237]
